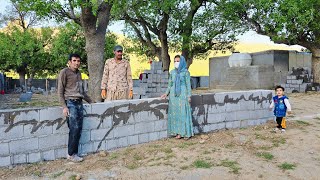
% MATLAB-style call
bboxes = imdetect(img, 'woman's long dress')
[166,69,194,138]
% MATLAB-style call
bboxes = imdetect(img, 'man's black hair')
[275,85,285,91]
[68,53,81,61]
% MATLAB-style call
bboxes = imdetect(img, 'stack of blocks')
[139,61,169,98]
[281,67,312,93]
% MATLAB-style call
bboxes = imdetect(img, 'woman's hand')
[188,97,191,103]
[161,94,167,99]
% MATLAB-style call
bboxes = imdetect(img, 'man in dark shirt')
[57,53,92,162]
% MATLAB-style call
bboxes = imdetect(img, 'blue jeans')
[66,99,84,156]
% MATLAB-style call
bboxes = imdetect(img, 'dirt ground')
[0,92,320,180]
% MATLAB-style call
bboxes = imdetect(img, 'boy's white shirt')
[269,98,292,111]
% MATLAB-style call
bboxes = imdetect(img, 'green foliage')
[0,26,53,77]
[218,0,320,50]
[256,152,274,160]
[193,160,212,168]
[278,162,296,170]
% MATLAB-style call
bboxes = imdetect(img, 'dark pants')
[66,99,84,156]
[276,117,285,129]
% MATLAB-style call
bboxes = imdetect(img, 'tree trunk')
[27,71,35,89]
[310,48,320,83]
[85,33,105,102]
[18,71,26,89]
[159,31,170,71]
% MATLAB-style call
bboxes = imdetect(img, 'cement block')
[13,154,27,164]
[0,125,24,141]
[83,104,92,115]
[225,103,240,112]
[79,130,91,144]
[39,134,67,150]
[91,102,114,116]
[226,121,241,129]
[207,113,223,124]
[113,124,135,138]
[149,132,160,141]
[52,121,69,134]
[9,137,39,154]
[207,104,226,113]
[43,149,55,161]
[0,156,11,167]
[213,93,226,104]
[102,115,113,128]
[159,131,168,139]
[0,142,9,156]
[83,117,101,130]
[128,135,139,145]
[190,95,203,106]
[154,120,167,131]
[91,128,113,141]
[203,124,220,133]
[106,139,118,150]
[10,109,40,122]
[118,137,128,147]
[80,142,93,154]
[138,133,149,143]
[135,122,155,134]
[225,112,237,122]
[23,124,53,137]
[55,148,67,159]
[39,107,63,121]
[236,111,250,121]
[94,140,106,151]
[28,152,41,163]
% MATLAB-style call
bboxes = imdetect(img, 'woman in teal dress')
[161,55,194,139]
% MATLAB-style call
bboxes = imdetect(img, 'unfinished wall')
[0,90,273,167]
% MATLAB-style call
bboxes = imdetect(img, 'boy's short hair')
[68,53,81,61]
[275,85,285,91]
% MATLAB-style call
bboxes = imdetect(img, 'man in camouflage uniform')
[101,45,133,100]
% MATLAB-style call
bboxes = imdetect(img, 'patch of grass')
[296,120,311,126]
[258,174,263,178]
[272,137,286,147]
[161,147,173,154]
[255,133,268,140]
[133,153,143,161]
[69,175,77,180]
[177,141,196,149]
[256,152,274,160]
[314,117,320,121]
[126,162,139,169]
[164,153,176,160]
[278,162,296,170]
[109,152,119,160]
[225,143,235,148]
[219,159,241,174]
[193,160,212,168]
[203,150,211,154]
[51,171,66,178]
[258,145,273,150]
[180,165,190,170]
[123,147,135,155]
[33,171,42,177]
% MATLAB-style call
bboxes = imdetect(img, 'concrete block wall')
[0,90,273,167]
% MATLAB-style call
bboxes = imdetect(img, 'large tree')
[121,0,235,70]
[218,0,320,82]
[19,0,116,101]
[0,26,53,89]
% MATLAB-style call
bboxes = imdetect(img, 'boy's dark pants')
[66,99,84,156]
[276,117,285,129]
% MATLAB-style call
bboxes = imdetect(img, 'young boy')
[269,85,292,132]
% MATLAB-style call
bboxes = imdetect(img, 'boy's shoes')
[67,154,83,162]
[281,129,286,133]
